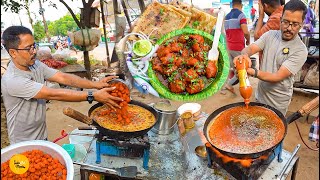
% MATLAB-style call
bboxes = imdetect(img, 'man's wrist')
[87,91,94,104]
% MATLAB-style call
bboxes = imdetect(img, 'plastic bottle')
[236,57,252,107]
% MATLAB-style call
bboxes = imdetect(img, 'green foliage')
[48,13,80,36]
[1,0,24,13]
[33,21,45,42]
[78,55,101,65]
[63,57,78,65]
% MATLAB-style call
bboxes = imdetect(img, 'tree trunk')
[83,51,91,79]
[59,0,94,80]
[38,0,50,42]
[81,0,95,80]
[25,0,34,29]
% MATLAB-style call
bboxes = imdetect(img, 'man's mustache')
[283,30,293,35]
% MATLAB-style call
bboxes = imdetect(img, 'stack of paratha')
[131,0,217,41]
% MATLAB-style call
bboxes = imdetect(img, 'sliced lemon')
[9,154,29,174]
[133,39,152,57]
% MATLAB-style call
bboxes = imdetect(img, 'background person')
[1,26,123,144]
[223,0,251,93]
[251,6,257,23]
[254,0,284,69]
[234,0,308,116]
[303,0,316,37]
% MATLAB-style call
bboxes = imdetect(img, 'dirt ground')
[1,75,318,179]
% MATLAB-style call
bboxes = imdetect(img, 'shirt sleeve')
[6,76,43,100]
[282,47,308,75]
[253,31,269,50]
[256,15,281,38]
[239,13,247,24]
[38,60,58,80]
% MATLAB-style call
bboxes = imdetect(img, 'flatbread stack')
[130,1,190,40]
[131,0,217,41]
[170,0,217,34]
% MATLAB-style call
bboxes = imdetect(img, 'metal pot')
[151,100,178,135]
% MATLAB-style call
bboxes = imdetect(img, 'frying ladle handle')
[287,96,319,124]
[63,107,93,125]
[298,96,319,116]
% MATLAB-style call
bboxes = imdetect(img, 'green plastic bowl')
[147,28,230,101]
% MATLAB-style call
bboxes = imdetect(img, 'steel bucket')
[151,101,178,135]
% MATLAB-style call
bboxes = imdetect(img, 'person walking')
[223,0,251,93]
[251,6,257,23]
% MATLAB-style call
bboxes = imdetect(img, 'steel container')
[151,101,178,135]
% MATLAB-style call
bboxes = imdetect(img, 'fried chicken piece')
[186,78,205,94]
[194,61,206,75]
[169,79,186,93]
[186,57,198,67]
[164,65,178,76]
[189,35,204,44]
[157,46,171,58]
[169,42,183,53]
[183,68,199,82]
[192,42,201,52]
[205,61,218,78]
[174,56,184,67]
[160,53,174,65]
[178,35,187,44]
[180,49,189,58]
[202,44,210,51]
[152,57,164,73]
[194,52,205,61]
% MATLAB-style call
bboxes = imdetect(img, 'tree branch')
[59,0,82,28]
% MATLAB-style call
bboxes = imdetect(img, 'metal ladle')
[195,145,207,158]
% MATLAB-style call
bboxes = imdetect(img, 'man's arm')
[33,86,122,108]
[241,43,262,57]
[247,65,292,82]
[240,24,251,46]
[47,72,116,89]
[254,0,265,40]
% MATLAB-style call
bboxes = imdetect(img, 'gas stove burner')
[206,142,283,180]
[95,133,150,170]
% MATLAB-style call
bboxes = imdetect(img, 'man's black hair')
[261,0,281,8]
[2,26,33,52]
[232,0,242,5]
[283,0,307,21]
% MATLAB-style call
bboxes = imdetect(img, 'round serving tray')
[147,28,230,101]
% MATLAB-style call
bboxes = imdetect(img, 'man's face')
[8,34,37,70]
[280,10,304,41]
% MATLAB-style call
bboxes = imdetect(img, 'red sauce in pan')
[208,106,285,154]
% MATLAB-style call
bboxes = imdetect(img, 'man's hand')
[94,75,119,89]
[233,54,252,69]
[93,87,123,109]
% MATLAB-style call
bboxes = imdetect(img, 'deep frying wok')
[203,97,319,159]
[63,100,158,140]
